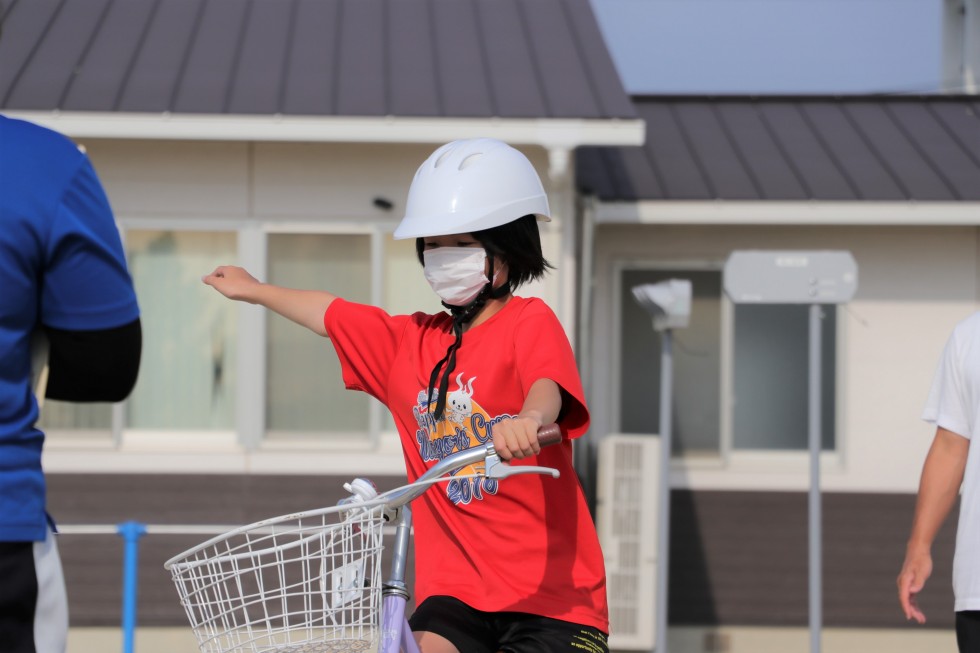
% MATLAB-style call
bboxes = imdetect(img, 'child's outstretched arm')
[203,265,337,337]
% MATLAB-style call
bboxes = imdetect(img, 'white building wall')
[85,140,564,311]
[591,223,980,494]
[45,139,570,473]
[85,140,252,217]
[256,140,565,312]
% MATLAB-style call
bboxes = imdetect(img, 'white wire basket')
[165,502,386,653]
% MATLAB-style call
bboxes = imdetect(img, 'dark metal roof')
[578,96,980,202]
[0,0,636,120]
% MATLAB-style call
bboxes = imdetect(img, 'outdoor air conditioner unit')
[596,434,660,651]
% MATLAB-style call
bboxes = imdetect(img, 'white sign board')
[723,250,857,304]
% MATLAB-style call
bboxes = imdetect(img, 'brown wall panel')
[668,490,957,630]
[48,476,956,630]
[49,473,406,627]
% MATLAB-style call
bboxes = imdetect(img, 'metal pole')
[655,329,673,653]
[577,195,598,508]
[118,521,147,653]
[808,305,822,653]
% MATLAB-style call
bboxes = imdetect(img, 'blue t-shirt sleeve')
[40,154,139,330]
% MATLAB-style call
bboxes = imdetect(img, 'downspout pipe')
[576,193,599,508]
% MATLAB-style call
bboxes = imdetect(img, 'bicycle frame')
[376,427,562,653]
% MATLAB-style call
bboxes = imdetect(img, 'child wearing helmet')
[203,138,609,653]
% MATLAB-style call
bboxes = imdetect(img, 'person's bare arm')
[897,427,969,623]
[203,266,336,337]
[491,378,562,461]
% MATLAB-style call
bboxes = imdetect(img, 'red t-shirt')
[324,296,608,632]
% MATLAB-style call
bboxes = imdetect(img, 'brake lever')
[484,452,560,480]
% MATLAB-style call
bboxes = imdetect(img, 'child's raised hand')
[202,266,261,303]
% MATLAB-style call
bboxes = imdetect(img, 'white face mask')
[423,247,494,306]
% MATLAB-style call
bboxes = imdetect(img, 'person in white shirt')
[898,311,980,651]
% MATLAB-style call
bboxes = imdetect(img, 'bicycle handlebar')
[381,423,563,510]
[535,422,562,447]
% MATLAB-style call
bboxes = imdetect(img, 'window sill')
[41,429,408,476]
[670,450,845,491]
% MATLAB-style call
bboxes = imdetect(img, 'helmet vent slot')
[434,148,455,168]
[458,152,484,170]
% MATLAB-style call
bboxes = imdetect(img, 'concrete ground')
[68,625,956,653]
[668,625,955,653]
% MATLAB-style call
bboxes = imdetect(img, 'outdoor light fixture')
[632,278,692,331]
[631,278,692,653]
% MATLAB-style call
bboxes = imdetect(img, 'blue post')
[117,521,147,653]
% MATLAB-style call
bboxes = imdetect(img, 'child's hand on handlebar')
[491,417,543,461]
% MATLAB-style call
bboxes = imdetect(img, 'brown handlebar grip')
[536,423,563,447]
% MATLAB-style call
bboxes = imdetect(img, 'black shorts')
[409,595,608,653]
[957,611,980,653]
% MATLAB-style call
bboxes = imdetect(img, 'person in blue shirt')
[0,114,141,653]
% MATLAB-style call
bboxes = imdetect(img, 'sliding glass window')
[265,233,372,440]
[618,266,836,456]
[125,230,238,430]
[619,268,723,456]
[41,229,238,438]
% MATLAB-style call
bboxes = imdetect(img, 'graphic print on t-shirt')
[412,372,509,506]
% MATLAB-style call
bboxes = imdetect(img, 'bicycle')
[165,423,563,653]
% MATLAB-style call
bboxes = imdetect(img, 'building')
[0,0,644,644]
[576,94,979,643]
[3,0,979,650]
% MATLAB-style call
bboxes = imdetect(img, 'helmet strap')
[426,258,510,421]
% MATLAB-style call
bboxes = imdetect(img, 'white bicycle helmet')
[393,138,551,240]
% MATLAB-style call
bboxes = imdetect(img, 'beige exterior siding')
[589,223,980,494]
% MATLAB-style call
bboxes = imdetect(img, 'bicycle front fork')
[380,591,419,653]
[380,504,420,653]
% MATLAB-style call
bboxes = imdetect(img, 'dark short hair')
[415,215,553,290]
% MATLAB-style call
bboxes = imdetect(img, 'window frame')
[43,216,407,456]
[611,258,846,468]
[258,222,383,450]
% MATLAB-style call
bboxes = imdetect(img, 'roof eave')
[595,200,980,225]
[5,110,645,149]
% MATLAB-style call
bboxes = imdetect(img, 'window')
[265,232,441,441]
[618,266,836,456]
[40,229,238,439]
[42,224,442,449]
[125,230,238,430]
[620,269,722,455]
[732,304,835,450]
[265,233,372,438]
[36,401,112,438]
[383,237,443,317]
